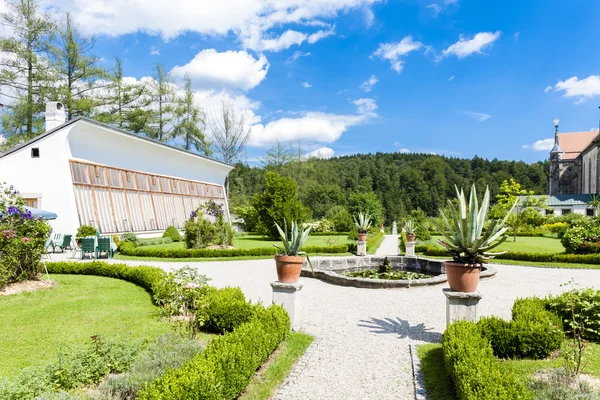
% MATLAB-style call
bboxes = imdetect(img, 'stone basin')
[301,256,497,289]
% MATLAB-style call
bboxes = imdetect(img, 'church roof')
[557,130,599,160]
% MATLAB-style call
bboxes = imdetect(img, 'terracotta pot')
[406,233,416,242]
[274,255,305,283]
[444,261,482,292]
[358,233,368,242]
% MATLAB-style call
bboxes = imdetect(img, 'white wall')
[0,126,80,235]
[68,121,232,185]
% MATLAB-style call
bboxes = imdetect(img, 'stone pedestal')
[443,289,482,326]
[405,241,416,257]
[271,281,303,330]
[356,240,367,256]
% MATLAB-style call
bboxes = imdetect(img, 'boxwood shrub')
[478,299,563,360]
[119,241,349,258]
[138,304,290,400]
[45,261,165,302]
[163,226,182,242]
[200,287,257,334]
[442,320,532,400]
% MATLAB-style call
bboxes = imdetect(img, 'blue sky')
[44,0,600,163]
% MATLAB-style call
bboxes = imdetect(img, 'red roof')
[558,130,599,160]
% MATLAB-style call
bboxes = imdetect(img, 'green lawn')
[0,274,170,376]
[241,332,314,400]
[140,234,351,251]
[425,235,565,254]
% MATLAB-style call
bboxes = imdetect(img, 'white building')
[0,102,233,236]
[520,194,597,217]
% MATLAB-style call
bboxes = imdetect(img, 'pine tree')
[52,13,106,120]
[93,56,148,130]
[146,64,179,141]
[0,0,55,140]
[260,139,292,170]
[209,101,250,195]
[173,75,211,155]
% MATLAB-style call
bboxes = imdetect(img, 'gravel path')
[100,239,600,399]
[375,234,399,256]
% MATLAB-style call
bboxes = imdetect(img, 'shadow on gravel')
[358,317,442,343]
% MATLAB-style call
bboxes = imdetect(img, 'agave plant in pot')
[431,184,515,292]
[273,220,313,283]
[403,219,417,242]
[353,211,372,242]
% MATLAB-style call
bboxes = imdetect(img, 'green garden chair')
[43,237,55,258]
[81,237,97,260]
[97,237,113,259]
[54,234,72,253]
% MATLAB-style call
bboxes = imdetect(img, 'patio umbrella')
[0,206,58,220]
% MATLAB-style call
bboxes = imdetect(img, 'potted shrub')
[273,220,313,283]
[403,219,417,242]
[432,185,515,292]
[353,211,372,242]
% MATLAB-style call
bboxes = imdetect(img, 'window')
[31,148,40,158]
[23,198,38,208]
[587,208,595,217]
[545,209,554,215]
[561,209,571,216]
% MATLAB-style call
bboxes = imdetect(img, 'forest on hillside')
[228,152,549,225]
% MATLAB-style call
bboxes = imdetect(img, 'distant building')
[549,121,600,195]
[0,102,233,236]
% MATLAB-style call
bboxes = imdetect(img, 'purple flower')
[21,237,30,243]
[190,210,198,218]
[7,206,20,216]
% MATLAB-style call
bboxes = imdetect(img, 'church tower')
[549,119,564,194]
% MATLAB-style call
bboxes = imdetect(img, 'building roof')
[557,131,599,160]
[0,117,233,169]
[523,194,596,207]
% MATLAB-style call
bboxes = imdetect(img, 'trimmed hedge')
[442,320,532,400]
[138,304,290,400]
[478,299,563,359]
[417,244,600,265]
[163,226,182,242]
[200,287,257,334]
[367,232,385,254]
[45,261,165,302]
[119,241,349,259]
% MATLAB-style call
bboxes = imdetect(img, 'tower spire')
[550,119,564,159]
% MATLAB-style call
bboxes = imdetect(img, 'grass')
[240,332,314,400]
[114,252,353,262]
[426,235,565,254]
[417,342,600,400]
[417,344,456,400]
[0,274,170,377]
[141,234,352,251]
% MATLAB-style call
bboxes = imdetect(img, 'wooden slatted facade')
[69,160,227,234]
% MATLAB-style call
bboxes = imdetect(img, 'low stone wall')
[302,256,497,289]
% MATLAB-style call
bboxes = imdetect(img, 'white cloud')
[249,98,377,146]
[522,138,554,151]
[307,26,335,44]
[287,51,311,62]
[170,49,269,91]
[372,36,424,73]
[427,4,442,16]
[459,110,491,122]
[544,85,552,93]
[353,98,378,116]
[440,31,501,59]
[50,0,374,52]
[302,81,312,88]
[150,46,160,55]
[398,148,410,153]
[251,30,307,52]
[513,32,520,41]
[554,75,600,100]
[448,75,455,82]
[359,74,378,92]
[305,146,335,159]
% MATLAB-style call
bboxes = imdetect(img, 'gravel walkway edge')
[410,344,427,400]
[274,336,323,400]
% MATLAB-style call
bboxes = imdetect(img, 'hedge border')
[416,244,600,265]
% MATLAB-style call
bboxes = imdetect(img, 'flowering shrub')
[304,219,335,233]
[0,183,51,288]
[184,200,234,249]
[561,219,600,254]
